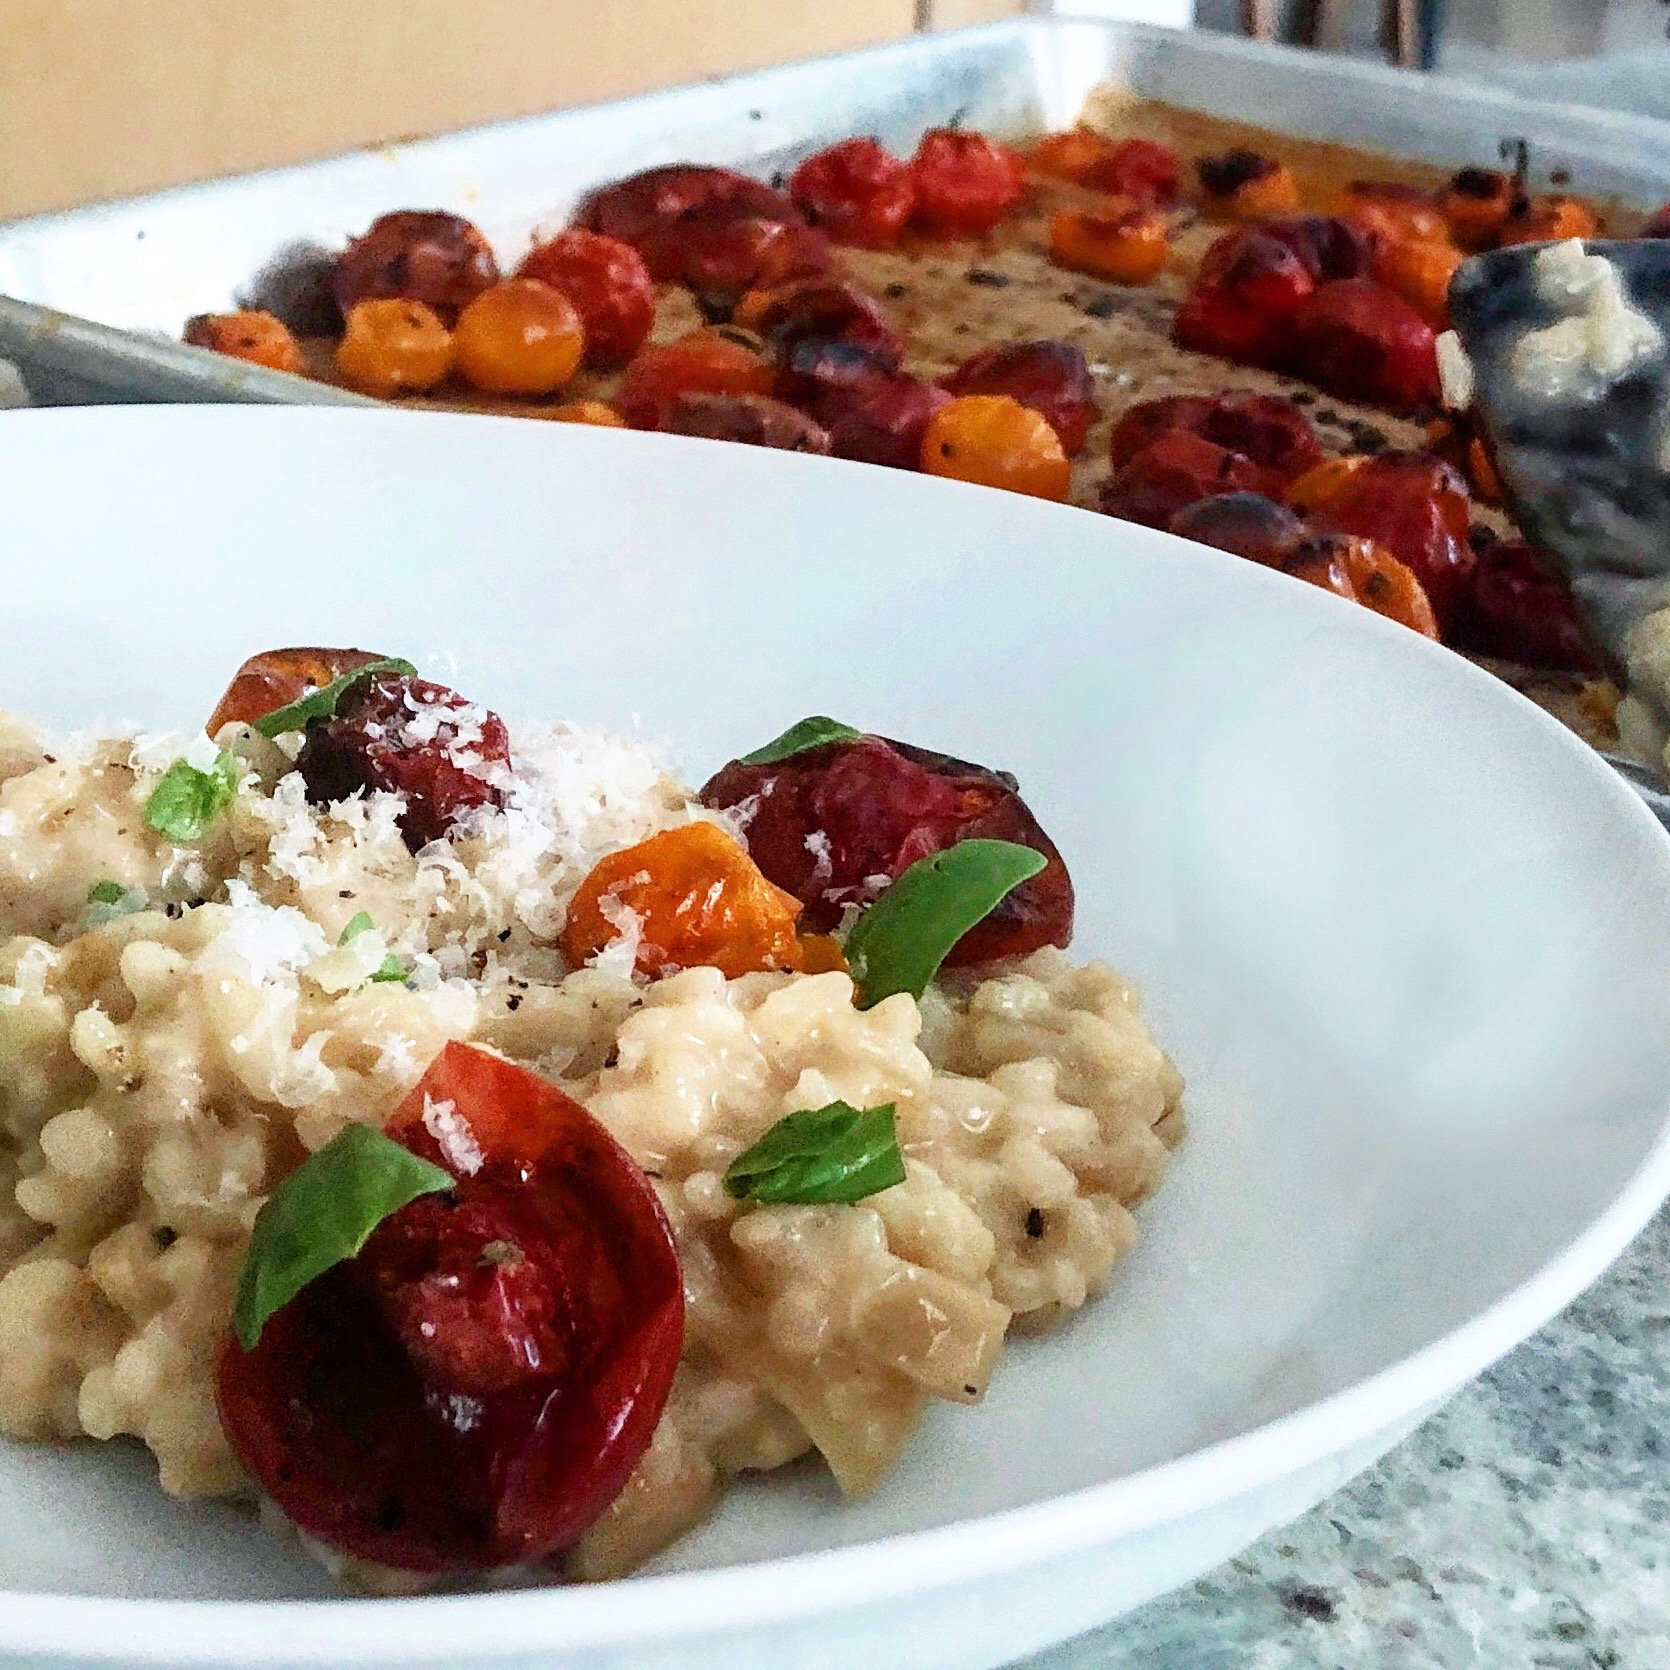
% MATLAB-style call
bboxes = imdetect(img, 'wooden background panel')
[0,0,922,218]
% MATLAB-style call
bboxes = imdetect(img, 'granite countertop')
[1020,1205,1670,1669]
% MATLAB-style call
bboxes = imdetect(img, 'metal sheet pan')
[7,17,1670,406]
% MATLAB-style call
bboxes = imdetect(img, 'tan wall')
[0,0,1036,221]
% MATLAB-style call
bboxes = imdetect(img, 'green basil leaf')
[232,1122,453,1351]
[86,880,127,906]
[144,751,240,843]
[723,1100,904,1204]
[369,954,409,983]
[845,838,1047,1007]
[338,910,376,945]
[738,716,863,766]
[252,657,417,739]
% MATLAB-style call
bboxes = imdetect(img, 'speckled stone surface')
[1020,1203,1670,1670]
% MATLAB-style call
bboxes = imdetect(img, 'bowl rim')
[2,404,1669,1663]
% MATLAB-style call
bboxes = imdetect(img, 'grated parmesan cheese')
[422,1094,483,1175]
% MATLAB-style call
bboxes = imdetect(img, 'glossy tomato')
[700,732,1072,965]
[217,1043,683,1573]
[789,138,916,247]
[910,130,1027,238]
[517,229,656,369]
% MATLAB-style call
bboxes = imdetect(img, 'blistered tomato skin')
[1287,451,1474,634]
[662,391,831,454]
[617,329,775,430]
[939,340,1098,455]
[1437,167,1516,249]
[577,166,795,255]
[183,310,303,374]
[731,278,903,366]
[777,340,949,470]
[1283,534,1440,637]
[1107,394,1323,483]
[1169,492,1307,565]
[1195,151,1301,220]
[699,734,1073,965]
[1457,538,1601,672]
[561,822,807,978]
[206,648,385,736]
[1290,278,1441,413]
[1172,229,1316,367]
[910,130,1028,238]
[789,138,916,247]
[332,211,499,322]
[516,230,655,369]
[295,673,511,850]
[216,1043,683,1573]
[1100,429,1274,529]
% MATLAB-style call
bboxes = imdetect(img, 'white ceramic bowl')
[3,406,1669,1670]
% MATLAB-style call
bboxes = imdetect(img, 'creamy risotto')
[0,662,1181,1586]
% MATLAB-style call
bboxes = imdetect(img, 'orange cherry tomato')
[1048,201,1169,284]
[516,228,655,370]
[1338,181,1448,246]
[1499,195,1600,246]
[452,279,585,396]
[1370,237,1464,328]
[544,400,627,427]
[206,647,386,736]
[1195,151,1302,220]
[615,328,775,430]
[334,299,454,396]
[1284,454,1372,517]
[560,821,808,978]
[1030,131,1119,186]
[1283,534,1439,638]
[920,394,1071,501]
[183,310,303,375]
[1437,167,1516,249]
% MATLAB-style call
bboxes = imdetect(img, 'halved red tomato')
[216,1043,683,1573]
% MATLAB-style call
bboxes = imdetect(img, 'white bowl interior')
[2,407,1669,1616]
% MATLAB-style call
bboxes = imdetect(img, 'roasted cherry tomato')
[1282,533,1439,637]
[617,327,775,430]
[1338,181,1448,247]
[1438,167,1516,249]
[207,647,384,736]
[335,299,454,396]
[1029,134,1181,205]
[1290,278,1441,413]
[777,339,950,470]
[183,310,303,375]
[1049,202,1169,285]
[1099,428,1274,529]
[939,340,1098,456]
[577,165,794,254]
[1169,491,1307,565]
[1260,216,1375,283]
[1287,451,1474,634]
[295,672,511,849]
[1195,151,1301,220]
[1172,228,1316,367]
[333,211,499,323]
[700,733,1072,964]
[661,391,831,453]
[516,229,655,370]
[789,138,916,247]
[452,280,585,396]
[1455,537,1600,671]
[1642,203,1670,239]
[1370,236,1464,329]
[1499,195,1600,247]
[562,821,807,977]
[217,1042,683,1573]
[920,395,1071,500]
[668,211,831,310]
[910,130,1027,238]
[731,277,902,366]
[545,400,627,427]
[1107,393,1323,484]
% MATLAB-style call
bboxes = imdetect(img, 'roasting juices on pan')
[0,651,1180,1588]
[179,111,1646,744]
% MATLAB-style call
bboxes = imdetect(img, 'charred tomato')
[1454,538,1600,671]
[777,340,950,470]
[939,340,1099,455]
[295,672,511,849]
[699,733,1072,965]
[217,1043,683,1573]
[332,211,499,323]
